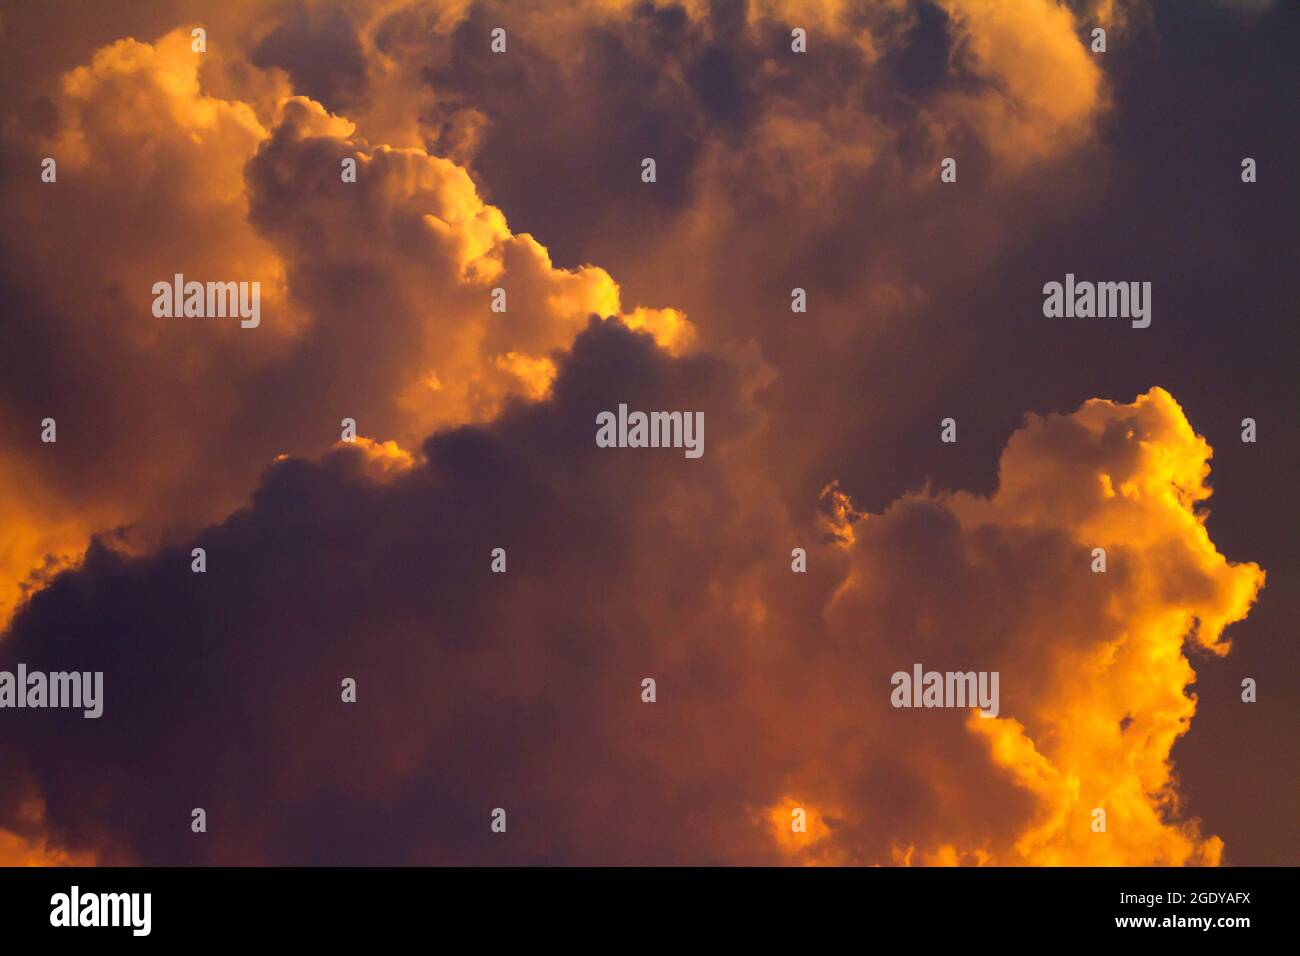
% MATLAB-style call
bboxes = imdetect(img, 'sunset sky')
[0,0,1294,866]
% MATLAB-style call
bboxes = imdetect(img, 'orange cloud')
[936,0,1105,165]
[0,4,1276,868]
[794,388,1263,865]
[760,795,849,865]
[0,801,97,866]
[0,24,694,626]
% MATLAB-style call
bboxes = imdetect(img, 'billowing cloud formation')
[809,387,1263,865]
[0,321,1263,864]
[0,0,1292,864]
[0,24,688,624]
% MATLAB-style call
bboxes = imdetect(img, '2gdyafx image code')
[0,0,1295,940]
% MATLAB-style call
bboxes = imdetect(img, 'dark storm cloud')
[404,2,712,260]
[251,3,370,112]
[0,320,776,864]
[401,1,1003,270]
[0,338,1259,865]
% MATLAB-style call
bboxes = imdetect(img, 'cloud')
[748,388,1261,867]
[250,2,370,113]
[0,24,689,625]
[935,0,1103,165]
[0,0,1129,623]
[0,319,770,864]
[0,309,1262,862]
[0,0,1289,864]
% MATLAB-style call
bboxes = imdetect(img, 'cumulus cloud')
[798,386,1263,865]
[0,24,689,624]
[0,319,1263,864]
[0,0,1291,864]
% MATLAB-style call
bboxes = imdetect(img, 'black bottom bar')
[0,865,1285,943]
